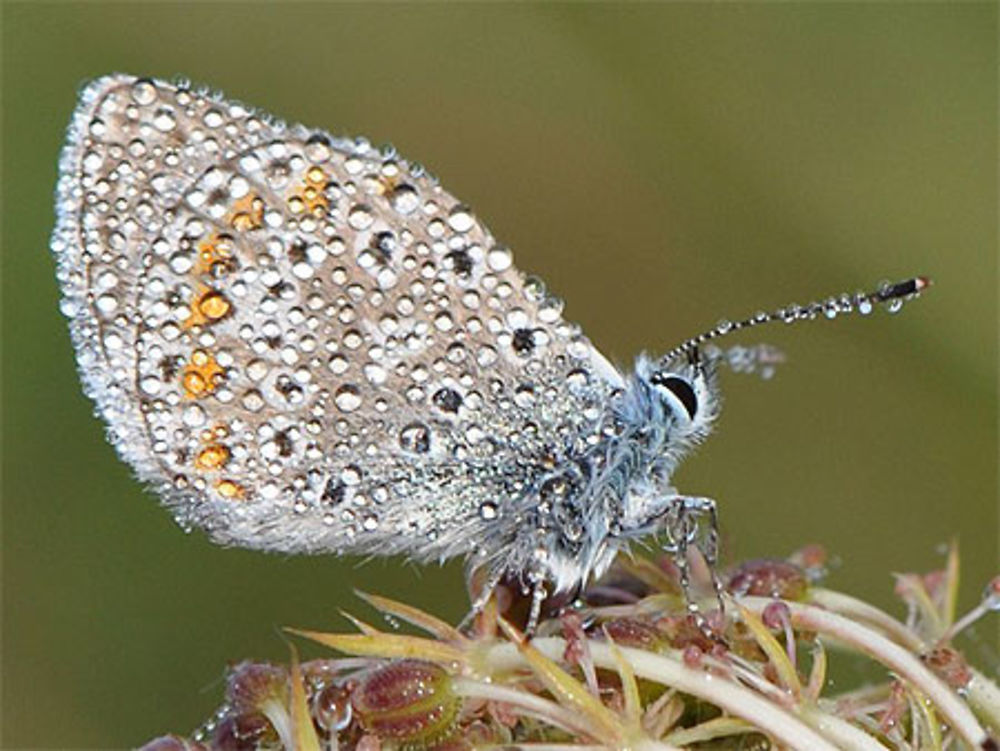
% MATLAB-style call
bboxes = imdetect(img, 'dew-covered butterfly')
[51,75,928,630]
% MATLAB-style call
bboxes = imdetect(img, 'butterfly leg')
[683,495,727,621]
[525,578,548,638]
[662,495,726,640]
[460,564,549,638]
[459,563,506,632]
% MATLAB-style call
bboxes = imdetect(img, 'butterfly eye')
[651,374,699,421]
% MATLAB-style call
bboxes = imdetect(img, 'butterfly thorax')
[474,354,720,595]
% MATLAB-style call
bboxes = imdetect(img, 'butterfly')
[51,75,927,630]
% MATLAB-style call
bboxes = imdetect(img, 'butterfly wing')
[52,74,624,561]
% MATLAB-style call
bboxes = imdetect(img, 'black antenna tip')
[877,276,932,301]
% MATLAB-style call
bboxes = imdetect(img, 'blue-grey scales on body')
[51,75,928,630]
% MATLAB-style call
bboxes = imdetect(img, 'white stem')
[939,602,989,644]
[968,668,1000,736]
[451,678,611,743]
[811,587,1000,735]
[800,705,890,751]
[809,588,924,651]
[485,640,845,751]
[740,596,991,750]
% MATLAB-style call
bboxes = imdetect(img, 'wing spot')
[289,167,330,216]
[215,479,245,500]
[182,349,224,398]
[229,194,264,231]
[194,444,230,471]
[184,287,232,328]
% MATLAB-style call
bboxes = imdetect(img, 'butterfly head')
[635,349,720,447]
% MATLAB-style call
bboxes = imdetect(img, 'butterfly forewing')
[52,75,623,560]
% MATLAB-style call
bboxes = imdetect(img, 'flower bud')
[728,559,808,601]
[350,659,460,748]
[225,662,288,712]
[210,712,277,751]
[923,646,973,692]
[599,618,669,651]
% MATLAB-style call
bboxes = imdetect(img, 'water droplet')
[390,184,420,214]
[363,363,387,385]
[341,465,363,485]
[376,267,398,289]
[477,345,497,366]
[182,404,206,427]
[348,205,373,230]
[432,387,462,413]
[305,135,332,163]
[152,108,176,132]
[241,389,264,412]
[203,109,224,128]
[447,205,474,233]
[566,369,589,389]
[538,297,563,322]
[139,375,161,395]
[246,359,269,381]
[342,330,363,349]
[981,576,1000,611]
[523,276,546,302]
[486,245,512,271]
[131,79,158,105]
[334,385,362,412]
[399,422,431,453]
[95,293,119,314]
[514,384,535,408]
[82,150,102,171]
[539,472,576,504]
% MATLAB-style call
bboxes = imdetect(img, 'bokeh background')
[2,3,996,748]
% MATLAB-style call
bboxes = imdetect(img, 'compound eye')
[651,374,698,421]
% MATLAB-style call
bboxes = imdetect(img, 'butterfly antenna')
[659,276,931,366]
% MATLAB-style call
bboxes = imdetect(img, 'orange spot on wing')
[182,349,224,398]
[194,444,230,471]
[215,479,245,500]
[184,286,232,328]
[289,167,329,216]
[230,193,264,231]
[374,173,399,197]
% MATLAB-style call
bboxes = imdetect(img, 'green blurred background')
[2,3,996,748]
